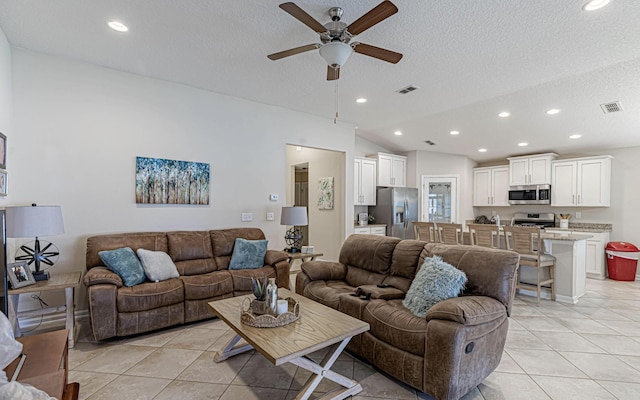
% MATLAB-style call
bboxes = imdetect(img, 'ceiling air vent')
[396,85,419,95]
[600,101,623,114]
[424,140,436,146]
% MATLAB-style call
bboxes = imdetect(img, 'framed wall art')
[317,177,334,210]
[8,261,36,289]
[135,156,210,205]
[0,132,5,170]
[0,170,7,197]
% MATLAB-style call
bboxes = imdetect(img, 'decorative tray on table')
[240,297,300,328]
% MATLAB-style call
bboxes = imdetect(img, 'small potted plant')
[251,276,269,315]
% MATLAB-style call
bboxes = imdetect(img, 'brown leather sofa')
[296,234,519,400]
[84,228,290,341]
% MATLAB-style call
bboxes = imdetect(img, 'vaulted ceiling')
[1,0,639,161]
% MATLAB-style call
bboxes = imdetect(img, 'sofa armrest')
[265,249,288,266]
[301,261,347,281]
[425,296,507,326]
[83,267,123,288]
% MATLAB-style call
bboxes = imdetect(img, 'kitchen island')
[538,232,592,304]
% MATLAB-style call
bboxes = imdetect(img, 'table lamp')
[280,206,308,253]
[5,204,65,281]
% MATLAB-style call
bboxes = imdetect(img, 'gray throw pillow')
[136,249,180,282]
[402,256,467,318]
[229,238,268,270]
[98,247,146,287]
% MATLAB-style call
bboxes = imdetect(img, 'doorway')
[294,163,309,246]
[421,175,459,223]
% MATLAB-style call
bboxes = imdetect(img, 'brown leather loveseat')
[296,234,519,400]
[84,228,289,341]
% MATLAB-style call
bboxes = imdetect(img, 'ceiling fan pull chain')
[334,79,339,124]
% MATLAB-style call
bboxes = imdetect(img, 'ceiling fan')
[267,1,403,80]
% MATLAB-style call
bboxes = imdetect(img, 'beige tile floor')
[68,278,640,400]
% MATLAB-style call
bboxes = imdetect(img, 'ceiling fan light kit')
[268,1,402,81]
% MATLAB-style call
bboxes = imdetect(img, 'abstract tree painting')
[136,156,210,204]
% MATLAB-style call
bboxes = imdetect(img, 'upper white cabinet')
[377,153,407,187]
[473,166,510,207]
[354,157,377,205]
[507,153,558,186]
[551,155,612,207]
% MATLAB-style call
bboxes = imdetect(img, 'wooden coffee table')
[208,288,370,400]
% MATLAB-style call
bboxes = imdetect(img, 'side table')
[286,252,324,265]
[7,271,82,348]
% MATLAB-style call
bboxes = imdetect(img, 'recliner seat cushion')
[362,299,427,356]
[302,280,354,309]
[117,279,183,312]
[181,271,233,300]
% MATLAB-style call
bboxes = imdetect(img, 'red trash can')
[606,242,640,281]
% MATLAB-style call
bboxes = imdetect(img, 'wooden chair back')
[413,221,438,243]
[437,223,463,245]
[468,223,501,248]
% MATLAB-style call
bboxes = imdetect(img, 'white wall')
[286,146,345,261]
[0,26,11,147]
[10,49,355,311]
[410,150,477,225]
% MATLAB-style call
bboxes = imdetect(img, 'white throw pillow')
[136,249,180,282]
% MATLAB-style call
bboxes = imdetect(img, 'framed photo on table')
[7,261,36,289]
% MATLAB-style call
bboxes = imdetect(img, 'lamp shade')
[280,206,308,226]
[6,205,65,238]
[319,42,352,67]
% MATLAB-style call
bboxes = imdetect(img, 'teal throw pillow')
[99,247,146,287]
[402,256,467,318]
[229,238,268,270]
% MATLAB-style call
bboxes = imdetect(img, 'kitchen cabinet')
[551,156,612,207]
[377,153,407,187]
[354,157,377,205]
[354,225,386,236]
[473,166,510,206]
[507,153,557,186]
[546,229,610,279]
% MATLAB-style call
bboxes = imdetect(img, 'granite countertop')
[545,223,612,233]
[541,232,593,241]
[354,223,386,228]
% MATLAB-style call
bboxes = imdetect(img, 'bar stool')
[503,226,556,305]
[412,221,438,243]
[468,224,501,248]
[436,223,463,245]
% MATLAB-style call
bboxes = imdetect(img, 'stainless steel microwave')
[508,184,551,205]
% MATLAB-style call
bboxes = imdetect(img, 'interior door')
[421,175,459,223]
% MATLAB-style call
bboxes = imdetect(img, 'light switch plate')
[241,212,253,222]
[575,212,581,219]
[269,194,279,201]
[266,212,275,221]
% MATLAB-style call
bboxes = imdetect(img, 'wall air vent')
[600,101,623,114]
[424,140,436,146]
[396,85,419,95]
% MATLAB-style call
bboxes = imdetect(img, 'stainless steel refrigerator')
[370,187,419,239]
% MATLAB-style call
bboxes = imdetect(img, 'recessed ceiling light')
[107,20,129,32]
[569,134,582,139]
[546,108,561,115]
[498,111,510,118]
[478,148,487,153]
[450,130,460,135]
[394,130,402,136]
[582,0,610,11]
[518,142,529,147]
[355,98,367,103]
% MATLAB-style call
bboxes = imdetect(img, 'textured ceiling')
[1,0,639,162]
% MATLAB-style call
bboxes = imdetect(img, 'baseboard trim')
[18,309,89,332]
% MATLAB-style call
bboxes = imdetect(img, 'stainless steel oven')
[508,184,551,205]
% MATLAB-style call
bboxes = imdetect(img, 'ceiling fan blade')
[279,2,328,33]
[327,65,340,81]
[268,44,321,60]
[353,43,403,64]
[347,0,398,36]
